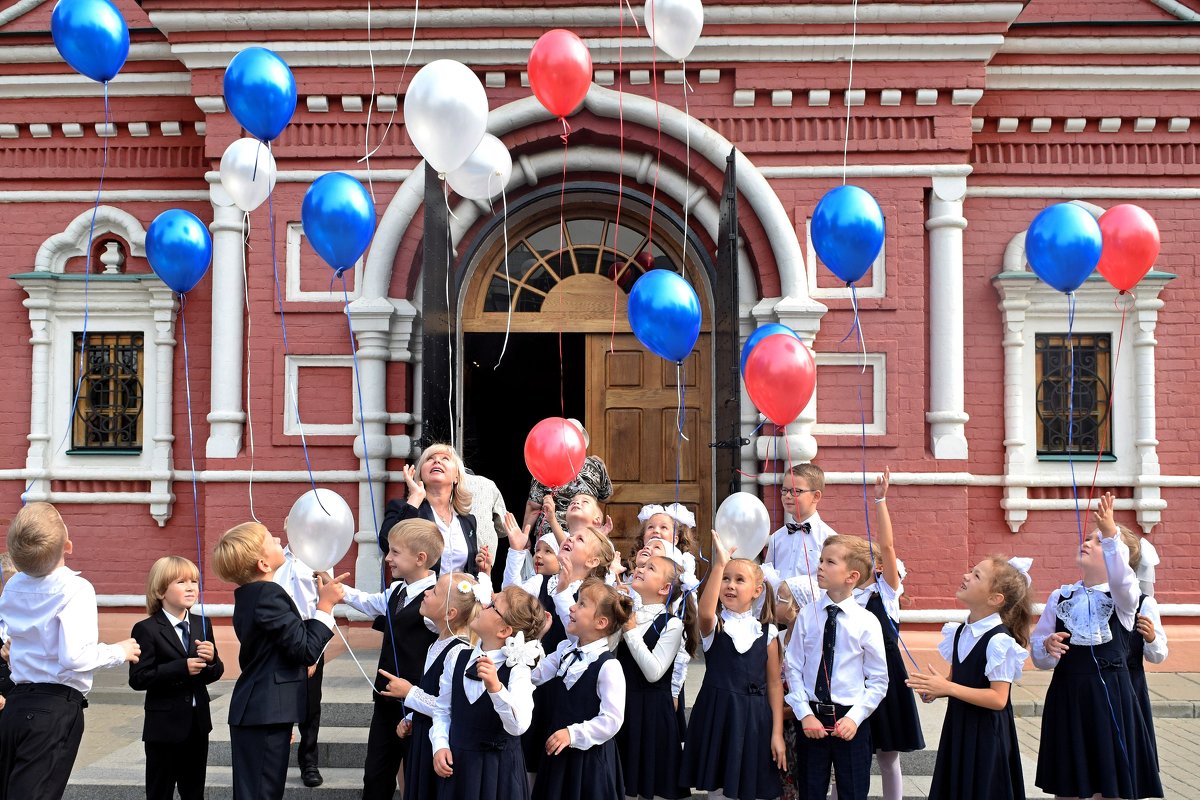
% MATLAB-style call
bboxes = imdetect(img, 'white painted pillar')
[998,288,1031,532]
[205,186,246,458]
[22,287,52,501]
[926,175,970,460]
[1132,292,1166,533]
[149,286,178,525]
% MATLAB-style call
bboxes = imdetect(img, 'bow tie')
[786,521,812,535]
[465,660,481,681]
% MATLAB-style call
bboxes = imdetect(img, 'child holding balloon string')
[764,463,839,610]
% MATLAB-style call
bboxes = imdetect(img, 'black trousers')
[297,655,324,770]
[362,699,410,800]
[145,711,209,800]
[229,722,292,800]
[803,704,873,800]
[0,683,87,800]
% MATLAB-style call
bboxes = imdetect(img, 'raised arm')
[1095,492,1139,626]
[698,530,732,638]
[874,467,901,592]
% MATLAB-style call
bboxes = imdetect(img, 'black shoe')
[301,767,323,788]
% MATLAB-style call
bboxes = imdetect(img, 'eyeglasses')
[780,488,817,497]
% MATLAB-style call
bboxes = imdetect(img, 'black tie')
[814,604,840,704]
[558,648,583,677]
[393,583,408,612]
[177,620,191,653]
[786,521,812,535]
[465,660,481,681]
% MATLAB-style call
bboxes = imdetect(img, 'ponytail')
[986,556,1034,650]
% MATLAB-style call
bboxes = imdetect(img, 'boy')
[0,502,141,800]
[212,521,345,800]
[784,535,888,800]
[765,463,840,608]
[272,540,325,787]
[337,518,442,800]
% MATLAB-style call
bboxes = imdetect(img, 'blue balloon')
[146,210,213,294]
[51,0,129,83]
[1025,203,1102,294]
[628,269,702,363]
[811,185,885,285]
[223,47,297,142]
[741,323,800,376]
[301,173,377,275]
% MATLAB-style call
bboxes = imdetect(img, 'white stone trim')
[0,190,210,204]
[812,352,887,436]
[35,207,147,273]
[926,175,970,459]
[969,186,1200,199]
[283,355,359,437]
[804,218,886,300]
[0,71,191,99]
[761,164,972,178]
[1002,35,1200,54]
[987,65,1200,91]
[1149,0,1200,20]
[285,222,363,302]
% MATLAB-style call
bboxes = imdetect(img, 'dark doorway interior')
[462,332,586,586]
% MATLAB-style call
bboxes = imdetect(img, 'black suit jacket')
[378,498,480,576]
[128,612,224,743]
[227,581,333,727]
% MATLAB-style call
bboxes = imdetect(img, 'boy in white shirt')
[764,463,839,608]
[0,502,141,800]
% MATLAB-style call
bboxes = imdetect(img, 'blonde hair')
[576,527,616,582]
[0,552,16,582]
[7,502,68,577]
[579,577,634,635]
[983,556,1034,650]
[414,444,473,516]
[823,535,873,586]
[441,572,481,642]
[788,462,825,493]
[496,585,547,641]
[213,521,270,586]
[724,558,777,625]
[1117,526,1142,572]
[146,556,200,615]
[389,518,445,565]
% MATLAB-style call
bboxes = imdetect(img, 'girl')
[682,531,786,800]
[906,556,1033,800]
[553,526,617,628]
[377,572,481,800]
[839,468,924,800]
[531,578,632,800]
[431,585,547,800]
[1030,492,1162,799]
[763,569,800,800]
[1128,530,1168,777]
[630,503,699,580]
[617,553,698,800]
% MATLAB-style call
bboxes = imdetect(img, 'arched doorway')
[458,185,714,559]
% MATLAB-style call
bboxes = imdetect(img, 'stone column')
[205,185,247,458]
[1132,290,1167,533]
[926,175,970,459]
[149,286,178,525]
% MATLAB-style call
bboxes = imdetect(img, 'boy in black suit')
[129,556,224,800]
[212,521,346,800]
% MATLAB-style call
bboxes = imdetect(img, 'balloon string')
[363,0,377,203]
[839,284,867,371]
[680,65,692,278]
[558,123,569,420]
[676,361,689,442]
[442,179,456,450]
[357,0,418,165]
[494,186,513,369]
[1085,295,1131,509]
[1066,292,1083,546]
[241,212,260,522]
[178,295,210,641]
[609,0,629,355]
[842,0,859,184]
[333,622,383,693]
[647,19,663,254]
[342,275,380,537]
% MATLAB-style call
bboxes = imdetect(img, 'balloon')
[223,47,297,142]
[446,135,513,201]
[1096,204,1160,293]
[628,269,702,363]
[219,138,277,212]
[524,417,588,488]
[286,488,356,573]
[743,334,816,427]
[301,173,376,275]
[528,30,593,118]
[740,323,800,376]
[1025,203,1102,294]
[714,492,770,559]
[811,185,885,285]
[404,60,489,175]
[51,0,129,83]
[645,0,704,61]
[146,210,213,294]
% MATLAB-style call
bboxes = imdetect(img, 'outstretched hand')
[1094,492,1118,538]
[403,464,427,508]
[906,663,952,701]
[875,466,890,501]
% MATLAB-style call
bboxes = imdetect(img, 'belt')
[9,682,88,708]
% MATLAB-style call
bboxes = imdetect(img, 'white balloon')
[446,134,512,201]
[285,488,356,573]
[714,491,770,560]
[219,137,277,212]
[645,0,704,62]
[404,60,489,175]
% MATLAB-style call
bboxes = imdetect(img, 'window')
[71,332,144,452]
[1035,333,1111,457]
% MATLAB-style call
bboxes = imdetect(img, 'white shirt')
[784,593,888,727]
[464,473,506,553]
[620,604,684,683]
[1136,596,1169,665]
[404,636,471,720]
[342,574,439,634]
[432,511,470,576]
[502,549,550,597]
[0,567,127,694]
[701,608,778,653]
[272,546,319,619]
[551,578,583,632]
[937,614,1028,683]
[1031,536,1139,669]
[672,648,690,699]
[161,609,199,706]
[531,638,626,749]
[852,578,903,624]
[764,511,837,607]
[1137,538,1160,598]
[430,646,534,752]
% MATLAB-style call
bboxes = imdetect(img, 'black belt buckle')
[814,702,837,728]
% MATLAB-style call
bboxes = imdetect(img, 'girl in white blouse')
[907,556,1033,800]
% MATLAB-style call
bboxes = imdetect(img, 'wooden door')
[586,334,712,565]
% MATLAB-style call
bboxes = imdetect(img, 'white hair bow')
[637,504,668,523]
[664,502,696,529]
[457,578,493,607]
[1007,556,1033,587]
[501,631,544,668]
[537,533,560,555]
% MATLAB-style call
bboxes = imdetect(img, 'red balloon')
[528,29,593,119]
[744,334,816,427]
[1096,204,1160,293]
[524,417,587,488]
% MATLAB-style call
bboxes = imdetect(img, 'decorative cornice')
[0,72,191,99]
[1001,36,1200,55]
[987,65,1200,91]
[970,116,1194,135]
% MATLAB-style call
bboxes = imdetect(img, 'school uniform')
[1032,535,1163,799]
[227,580,334,800]
[0,567,128,800]
[379,498,480,577]
[1129,594,1168,770]
[530,638,625,800]
[342,574,439,800]
[402,635,471,800]
[272,546,323,780]
[615,604,689,800]
[764,512,837,608]
[852,580,925,753]
[432,646,535,800]
[523,574,579,773]
[927,615,1027,800]
[784,594,888,800]
[682,609,783,800]
[129,609,224,800]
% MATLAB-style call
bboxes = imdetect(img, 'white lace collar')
[634,602,666,626]
[1057,583,1114,646]
[720,608,763,653]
